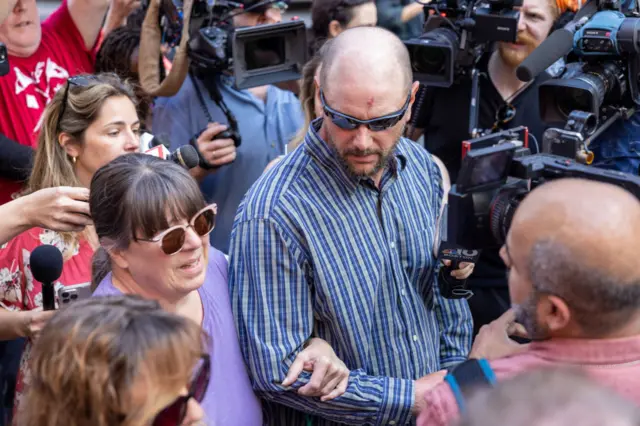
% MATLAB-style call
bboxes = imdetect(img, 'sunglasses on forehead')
[56,75,100,132]
[138,204,217,256]
[320,89,412,132]
[152,354,211,426]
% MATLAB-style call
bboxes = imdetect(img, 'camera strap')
[445,359,497,414]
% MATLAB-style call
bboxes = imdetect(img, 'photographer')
[410,0,570,334]
[153,0,303,254]
[310,0,377,53]
[0,0,110,205]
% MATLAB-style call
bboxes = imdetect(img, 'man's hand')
[282,338,350,402]
[468,308,529,360]
[442,260,475,280]
[195,123,237,169]
[412,370,448,415]
[19,310,56,340]
[24,187,92,232]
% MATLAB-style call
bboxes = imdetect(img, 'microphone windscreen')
[516,28,574,82]
[30,245,64,284]
[174,145,200,169]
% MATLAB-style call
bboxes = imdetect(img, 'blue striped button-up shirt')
[228,120,473,426]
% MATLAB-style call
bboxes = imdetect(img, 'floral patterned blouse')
[0,227,93,416]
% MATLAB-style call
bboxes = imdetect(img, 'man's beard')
[498,31,540,69]
[512,292,551,341]
[327,130,402,179]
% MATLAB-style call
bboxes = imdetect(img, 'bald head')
[509,178,640,335]
[319,27,413,97]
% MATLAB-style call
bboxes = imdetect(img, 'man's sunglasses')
[152,354,211,426]
[320,89,411,132]
[56,75,98,132]
[138,204,217,256]
[492,103,517,131]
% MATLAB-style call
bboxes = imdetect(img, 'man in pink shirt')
[417,178,640,426]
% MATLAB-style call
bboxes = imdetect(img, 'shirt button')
[390,241,395,249]
[271,143,276,148]
[413,334,418,342]
[389,422,396,425]
[401,289,406,296]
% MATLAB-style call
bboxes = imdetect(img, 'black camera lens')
[405,27,459,87]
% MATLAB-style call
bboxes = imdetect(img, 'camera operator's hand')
[468,308,529,360]
[195,123,237,169]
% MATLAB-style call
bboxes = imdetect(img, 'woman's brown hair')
[289,39,333,150]
[17,295,207,426]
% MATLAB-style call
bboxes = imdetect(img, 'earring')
[71,156,76,164]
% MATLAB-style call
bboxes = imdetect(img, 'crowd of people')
[0,0,639,425]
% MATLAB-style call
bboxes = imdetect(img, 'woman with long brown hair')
[0,73,141,412]
[17,295,208,426]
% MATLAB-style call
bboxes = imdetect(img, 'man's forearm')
[0,133,34,181]
[258,369,415,425]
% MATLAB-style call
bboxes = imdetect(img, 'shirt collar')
[304,118,409,191]
[528,334,640,366]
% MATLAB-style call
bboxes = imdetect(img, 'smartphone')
[57,282,92,308]
[0,43,8,77]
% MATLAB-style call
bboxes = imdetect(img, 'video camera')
[516,0,640,164]
[447,129,640,250]
[0,43,8,77]
[146,0,307,89]
[404,0,522,88]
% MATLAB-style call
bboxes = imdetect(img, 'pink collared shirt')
[417,335,640,426]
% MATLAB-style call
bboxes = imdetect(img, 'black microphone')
[170,145,200,170]
[516,1,597,82]
[30,245,64,311]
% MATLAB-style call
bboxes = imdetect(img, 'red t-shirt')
[0,0,96,205]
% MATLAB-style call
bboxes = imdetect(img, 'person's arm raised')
[0,187,92,246]
[67,0,110,50]
[228,218,416,425]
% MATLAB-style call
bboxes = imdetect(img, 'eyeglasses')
[492,103,517,131]
[138,204,217,255]
[152,354,211,426]
[320,89,412,132]
[56,75,98,132]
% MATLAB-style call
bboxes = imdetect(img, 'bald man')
[417,178,640,426]
[229,27,473,426]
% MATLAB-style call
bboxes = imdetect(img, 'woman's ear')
[328,20,344,38]
[58,132,81,159]
[102,240,130,271]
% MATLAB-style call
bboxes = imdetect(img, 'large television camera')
[142,0,307,90]
[404,0,522,87]
[404,0,522,137]
[516,0,640,164]
[0,43,8,77]
[447,133,640,251]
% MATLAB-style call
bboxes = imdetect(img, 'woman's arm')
[0,309,55,341]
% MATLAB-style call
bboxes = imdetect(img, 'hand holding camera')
[191,123,238,170]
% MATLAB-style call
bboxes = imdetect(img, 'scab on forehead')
[367,96,375,107]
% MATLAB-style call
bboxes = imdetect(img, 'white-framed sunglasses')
[138,204,217,255]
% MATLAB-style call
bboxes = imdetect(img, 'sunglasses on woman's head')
[152,354,211,426]
[320,89,412,132]
[138,204,217,256]
[56,75,99,132]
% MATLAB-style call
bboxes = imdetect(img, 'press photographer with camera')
[406,0,578,334]
[151,0,304,254]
